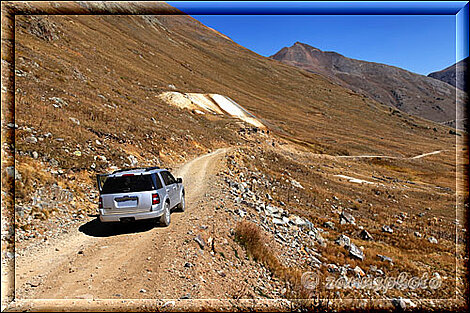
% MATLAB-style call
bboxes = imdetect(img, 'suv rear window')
[152,173,163,189]
[101,174,155,194]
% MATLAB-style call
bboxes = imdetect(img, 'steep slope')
[8,0,460,256]
[271,42,464,124]
[3,2,466,310]
[428,57,468,91]
[13,16,456,163]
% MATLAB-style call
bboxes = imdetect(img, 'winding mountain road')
[336,150,445,160]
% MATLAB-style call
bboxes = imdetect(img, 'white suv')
[97,167,185,226]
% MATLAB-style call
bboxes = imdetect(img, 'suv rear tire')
[176,193,185,212]
[159,201,171,226]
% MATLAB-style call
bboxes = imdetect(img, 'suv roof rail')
[112,166,160,174]
[112,167,141,174]
[145,166,160,171]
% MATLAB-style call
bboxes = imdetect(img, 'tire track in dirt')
[15,148,229,300]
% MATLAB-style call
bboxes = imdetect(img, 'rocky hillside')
[10,13,459,164]
[8,10,459,238]
[2,2,467,311]
[271,42,465,124]
[428,57,468,91]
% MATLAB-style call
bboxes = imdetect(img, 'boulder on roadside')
[264,205,279,217]
[377,254,393,263]
[194,235,206,249]
[382,225,393,233]
[323,221,335,229]
[428,236,438,244]
[340,211,356,225]
[391,298,416,310]
[335,234,351,247]
[349,242,364,260]
[127,155,138,166]
[359,229,373,240]
[69,117,80,125]
[25,136,37,144]
[272,216,289,226]
[353,266,365,277]
[291,215,307,227]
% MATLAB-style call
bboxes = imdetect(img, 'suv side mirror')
[176,177,183,184]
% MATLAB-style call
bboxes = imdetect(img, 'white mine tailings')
[158,91,265,129]
[334,175,375,185]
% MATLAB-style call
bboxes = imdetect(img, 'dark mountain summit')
[272,42,465,124]
[428,57,468,91]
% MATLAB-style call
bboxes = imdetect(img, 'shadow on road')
[79,218,158,237]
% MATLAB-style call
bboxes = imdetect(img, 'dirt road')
[409,150,445,159]
[15,148,229,300]
[336,150,445,160]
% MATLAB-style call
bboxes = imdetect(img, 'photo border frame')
[1,1,468,311]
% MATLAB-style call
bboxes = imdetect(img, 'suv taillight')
[99,196,103,209]
[152,193,160,205]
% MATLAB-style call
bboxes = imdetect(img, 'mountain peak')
[271,42,461,125]
[428,57,468,90]
[293,41,320,51]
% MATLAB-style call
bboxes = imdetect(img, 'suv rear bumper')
[99,207,164,222]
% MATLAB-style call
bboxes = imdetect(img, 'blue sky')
[168,1,469,75]
[188,14,458,75]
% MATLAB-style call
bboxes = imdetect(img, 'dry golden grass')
[233,221,379,310]
[229,144,463,301]
[235,221,284,276]
[234,221,315,300]
[14,14,458,168]
[14,156,55,202]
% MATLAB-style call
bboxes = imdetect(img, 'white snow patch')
[158,91,265,128]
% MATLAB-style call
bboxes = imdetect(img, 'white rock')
[392,298,416,310]
[382,225,393,233]
[290,179,304,189]
[25,136,37,144]
[69,117,80,125]
[428,236,438,244]
[128,155,138,166]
